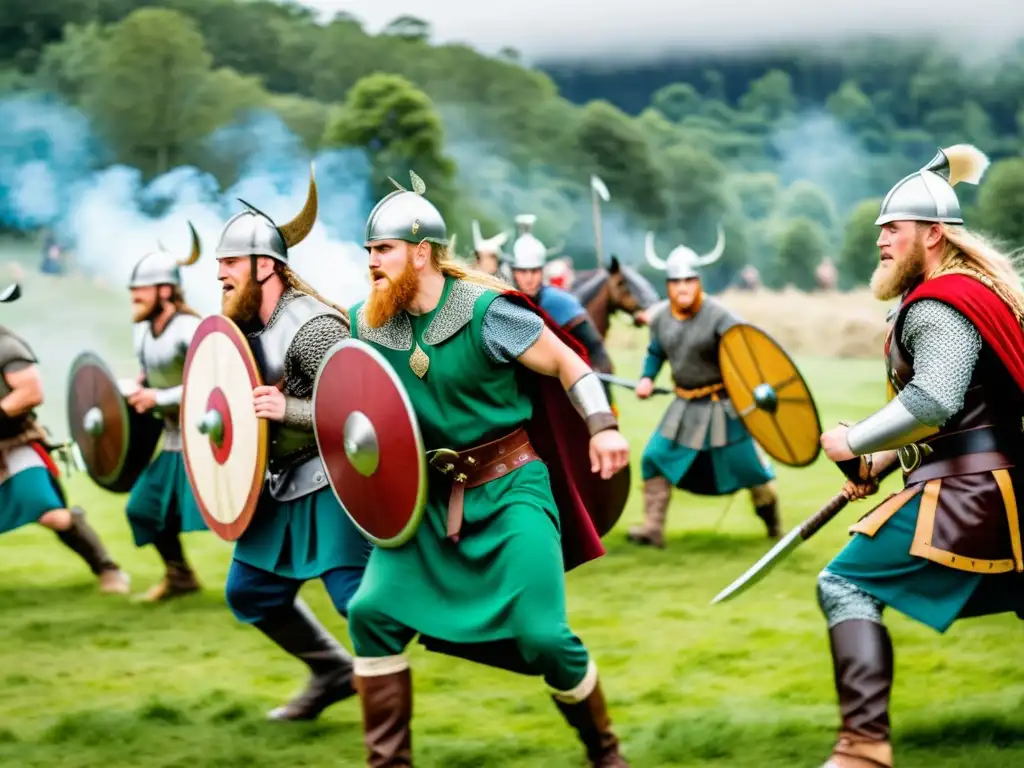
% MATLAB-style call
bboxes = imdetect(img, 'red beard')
[366,259,418,328]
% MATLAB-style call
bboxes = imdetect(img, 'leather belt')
[675,382,725,401]
[426,427,540,542]
[900,426,1014,479]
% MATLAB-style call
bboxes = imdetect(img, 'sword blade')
[710,527,803,604]
[595,372,672,396]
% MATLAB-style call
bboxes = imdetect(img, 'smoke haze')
[303,0,1024,62]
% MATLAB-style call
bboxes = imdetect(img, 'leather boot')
[755,501,781,539]
[751,483,781,539]
[553,677,629,767]
[626,476,670,548]
[55,506,130,594]
[143,531,200,602]
[823,619,894,768]
[356,668,413,767]
[253,599,356,720]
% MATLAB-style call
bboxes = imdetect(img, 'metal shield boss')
[66,351,162,492]
[181,316,268,541]
[313,340,427,548]
[718,323,822,467]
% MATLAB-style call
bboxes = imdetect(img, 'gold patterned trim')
[849,484,922,537]
[909,475,1017,574]
[993,468,1023,572]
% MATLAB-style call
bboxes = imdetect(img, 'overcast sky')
[298,1,1023,62]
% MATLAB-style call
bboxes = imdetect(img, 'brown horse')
[571,256,660,338]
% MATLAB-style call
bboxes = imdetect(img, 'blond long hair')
[275,263,351,328]
[169,285,201,318]
[927,223,1024,325]
[430,242,509,293]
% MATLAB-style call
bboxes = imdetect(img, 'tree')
[826,81,875,131]
[840,198,883,287]
[780,180,839,238]
[772,217,829,290]
[727,173,780,221]
[574,100,666,223]
[35,22,109,105]
[322,72,457,219]
[382,15,431,41]
[651,83,701,123]
[739,70,796,121]
[82,8,266,177]
[977,158,1024,249]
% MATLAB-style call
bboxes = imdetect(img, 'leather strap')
[907,450,1015,483]
[674,382,725,401]
[428,427,540,542]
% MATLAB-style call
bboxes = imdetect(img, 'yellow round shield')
[718,323,822,467]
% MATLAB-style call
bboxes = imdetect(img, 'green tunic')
[346,276,590,690]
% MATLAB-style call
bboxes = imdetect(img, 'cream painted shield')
[181,315,267,541]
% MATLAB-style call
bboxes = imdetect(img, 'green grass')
[1,248,1022,766]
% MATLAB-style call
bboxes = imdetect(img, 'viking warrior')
[0,284,130,593]
[628,227,779,548]
[346,173,632,766]
[470,219,511,282]
[817,144,1024,768]
[212,167,371,720]
[124,227,207,601]
[509,214,615,386]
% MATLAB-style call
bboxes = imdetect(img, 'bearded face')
[218,256,263,326]
[130,286,161,324]
[365,240,420,328]
[872,222,927,300]
[512,268,543,297]
[667,277,701,313]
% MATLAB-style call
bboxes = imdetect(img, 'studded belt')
[675,382,725,401]
[427,427,540,542]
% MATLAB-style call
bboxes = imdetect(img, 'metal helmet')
[471,219,509,256]
[511,214,561,270]
[645,224,726,280]
[875,144,991,226]
[128,222,201,288]
[0,283,20,303]
[365,170,447,246]
[215,163,318,262]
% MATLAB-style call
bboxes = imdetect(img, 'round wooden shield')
[313,339,426,548]
[181,315,268,541]
[66,351,161,493]
[718,323,822,467]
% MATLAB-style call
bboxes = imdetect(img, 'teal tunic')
[233,485,372,581]
[346,276,590,690]
[827,493,983,633]
[0,465,65,534]
[125,450,207,547]
[641,411,775,494]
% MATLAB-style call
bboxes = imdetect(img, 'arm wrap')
[283,396,313,430]
[567,371,618,436]
[154,385,183,408]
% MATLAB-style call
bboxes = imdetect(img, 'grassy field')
[1,247,1022,767]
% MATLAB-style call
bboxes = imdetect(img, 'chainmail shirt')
[898,299,982,427]
[480,296,545,364]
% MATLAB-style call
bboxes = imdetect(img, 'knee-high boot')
[54,506,130,594]
[355,663,413,767]
[822,619,894,768]
[751,481,781,539]
[552,665,629,767]
[253,598,356,720]
[626,476,670,548]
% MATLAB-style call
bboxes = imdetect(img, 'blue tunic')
[535,285,586,328]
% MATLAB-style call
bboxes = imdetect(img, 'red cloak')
[902,273,1024,392]
[501,290,608,572]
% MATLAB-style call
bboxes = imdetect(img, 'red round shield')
[181,315,268,541]
[313,339,426,548]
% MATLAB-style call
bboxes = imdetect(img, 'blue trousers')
[225,559,365,624]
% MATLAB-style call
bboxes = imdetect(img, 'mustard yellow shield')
[718,323,821,467]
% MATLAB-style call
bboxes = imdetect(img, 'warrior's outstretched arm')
[481,297,617,435]
[640,336,666,380]
[847,300,981,454]
[283,314,351,430]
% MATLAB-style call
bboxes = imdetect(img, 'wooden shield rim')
[717,323,822,468]
[181,315,268,541]
[313,339,427,548]
[67,351,132,488]
[594,461,630,538]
